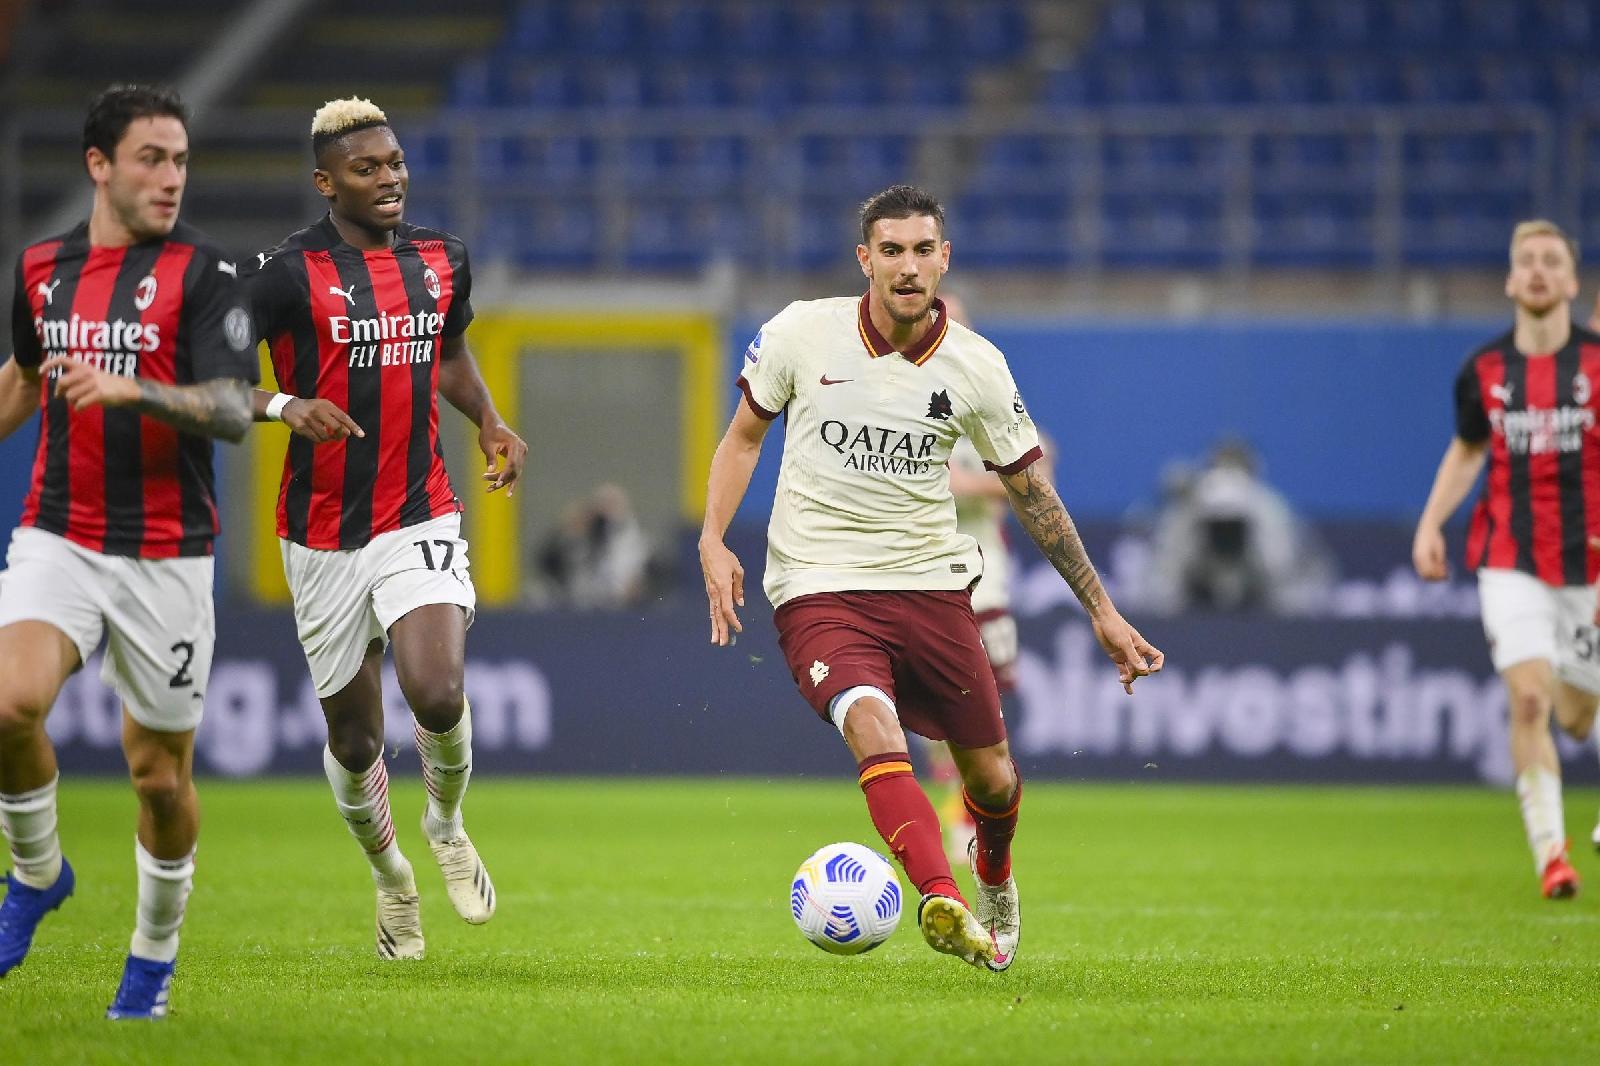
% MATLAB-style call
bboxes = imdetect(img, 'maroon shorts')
[772,588,1007,749]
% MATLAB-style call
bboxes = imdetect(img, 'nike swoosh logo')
[820,375,852,385]
[888,820,915,844]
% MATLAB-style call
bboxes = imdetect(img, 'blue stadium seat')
[798,2,872,59]
[1400,60,1481,104]
[794,135,912,192]
[1247,58,1330,105]
[1101,193,1224,267]
[870,4,950,60]
[1308,0,1381,46]
[718,3,796,59]
[967,136,1078,194]
[1386,0,1453,47]
[801,66,879,109]
[1162,0,1228,49]
[567,1,647,56]
[1253,192,1376,267]
[1478,58,1560,106]
[1237,0,1304,47]
[653,65,735,109]
[510,63,585,110]
[1461,0,1520,46]
[1174,60,1252,105]
[1253,133,1378,192]
[1101,0,1156,48]
[649,1,720,58]
[475,135,598,190]
[951,1,1029,61]
[1530,0,1594,48]
[493,201,602,271]
[1403,192,1530,266]
[1040,65,1104,108]
[1325,58,1405,104]
[508,0,568,53]
[955,194,1072,269]
[730,64,805,113]
[1101,64,1179,106]
[794,199,860,271]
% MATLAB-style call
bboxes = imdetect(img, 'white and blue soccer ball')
[790,842,902,955]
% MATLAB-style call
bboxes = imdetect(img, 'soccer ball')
[789,842,902,955]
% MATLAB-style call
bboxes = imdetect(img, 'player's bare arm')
[1000,460,1163,692]
[40,355,251,443]
[1412,436,1488,581]
[250,386,363,442]
[0,357,39,442]
[700,400,772,646]
[439,333,526,496]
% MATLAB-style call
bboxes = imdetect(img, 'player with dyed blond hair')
[1414,219,1600,899]
[700,185,1162,971]
[243,97,526,958]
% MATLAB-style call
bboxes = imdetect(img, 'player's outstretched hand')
[479,421,528,497]
[283,397,363,443]
[699,537,745,646]
[39,356,139,411]
[1091,608,1163,695]
[1412,524,1449,581]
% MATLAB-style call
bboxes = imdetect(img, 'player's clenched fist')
[1412,524,1448,581]
[282,397,363,442]
[39,356,140,410]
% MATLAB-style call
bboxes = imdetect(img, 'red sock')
[964,764,1021,885]
[858,752,963,904]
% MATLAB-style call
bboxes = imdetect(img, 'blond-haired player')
[700,185,1162,970]
[1414,219,1600,898]
[243,98,526,957]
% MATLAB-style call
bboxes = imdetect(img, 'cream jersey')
[738,295,1042,608]
[950,438,1011,614]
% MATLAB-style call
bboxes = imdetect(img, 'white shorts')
[281,513,476,698]
[1478,567,1600,693]
[0,527,215,732]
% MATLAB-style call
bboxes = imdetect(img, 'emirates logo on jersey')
[134,275,157,312]
[423,267,441,300]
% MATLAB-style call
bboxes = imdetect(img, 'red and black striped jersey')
[1456,325,1600,587]
[245,216,471,550]
[8,220,258,558]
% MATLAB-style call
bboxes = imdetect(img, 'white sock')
[0,776,63,889]
[1516,766,1566,872]
[130,838,193,964]
[322,747,411,892]
[416,699,472,841]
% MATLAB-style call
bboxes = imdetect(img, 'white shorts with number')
[280,512,476,698]
[0,527,215,732]
[1478,567,1600,693]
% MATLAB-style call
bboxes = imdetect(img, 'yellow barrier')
[248,311,722,606]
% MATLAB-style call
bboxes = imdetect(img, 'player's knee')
[326,724,383,773]
[962,760,1016,810]
[405,677,465,734]
[0,690,49,739]
[129,764,187,817]
[1507,686,1551,729]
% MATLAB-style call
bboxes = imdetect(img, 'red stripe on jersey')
[363,249,416,532]
[270,330,298,539]
[135,242,197,558]
[1468,352,1513,570]
[412,242,463,521]
[1583,343,1600,583]
[303,253,351,549]
[18,241,63,530]
[63,246,126,552]
[1525,355,1565,583]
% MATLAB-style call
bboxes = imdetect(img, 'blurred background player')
[700,185,1162,971]
[917,289,1038,863]
[0,85,257,1017]
[1413,220,1600,900]
[244,98,527,959]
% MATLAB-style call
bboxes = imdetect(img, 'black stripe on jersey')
[34,230,91,537]
[281,254,322,546]
[395,244,439,529]
[174,248,215,555]
[1504,353,1535,575]
[99,243,164,556]
[1556,340,1587,585]
[333,249,382,548]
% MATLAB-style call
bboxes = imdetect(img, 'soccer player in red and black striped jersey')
[243,98,525,960]
[1414,220,1600,900]
[0,85,257,1018]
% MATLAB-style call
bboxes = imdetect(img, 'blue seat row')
[507,0,1027,61]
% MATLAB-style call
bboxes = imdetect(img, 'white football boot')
[968,839,1019,972]
[375,868,424,960]
[424,816,496,924]
[917,893,996,969]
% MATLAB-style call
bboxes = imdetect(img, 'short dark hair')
[82,84,187,170]
[859,185,945,244]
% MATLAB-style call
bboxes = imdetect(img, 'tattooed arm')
[39,356,252,443]
[1000,460,1164,692]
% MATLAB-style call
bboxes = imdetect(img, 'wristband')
[264,393,296,422]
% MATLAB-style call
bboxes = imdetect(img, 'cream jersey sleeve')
[955,334,1043,476]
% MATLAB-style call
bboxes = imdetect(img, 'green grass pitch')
[5,778,1600,1064]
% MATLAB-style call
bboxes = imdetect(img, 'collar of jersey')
[857,293,949,367]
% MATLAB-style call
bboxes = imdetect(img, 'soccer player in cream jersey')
[700,186,1163,970]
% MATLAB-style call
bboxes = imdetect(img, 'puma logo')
[36,279,61,306]
[1490,383,1514,404]
[256,252,272,268]
[329,283,357,305]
